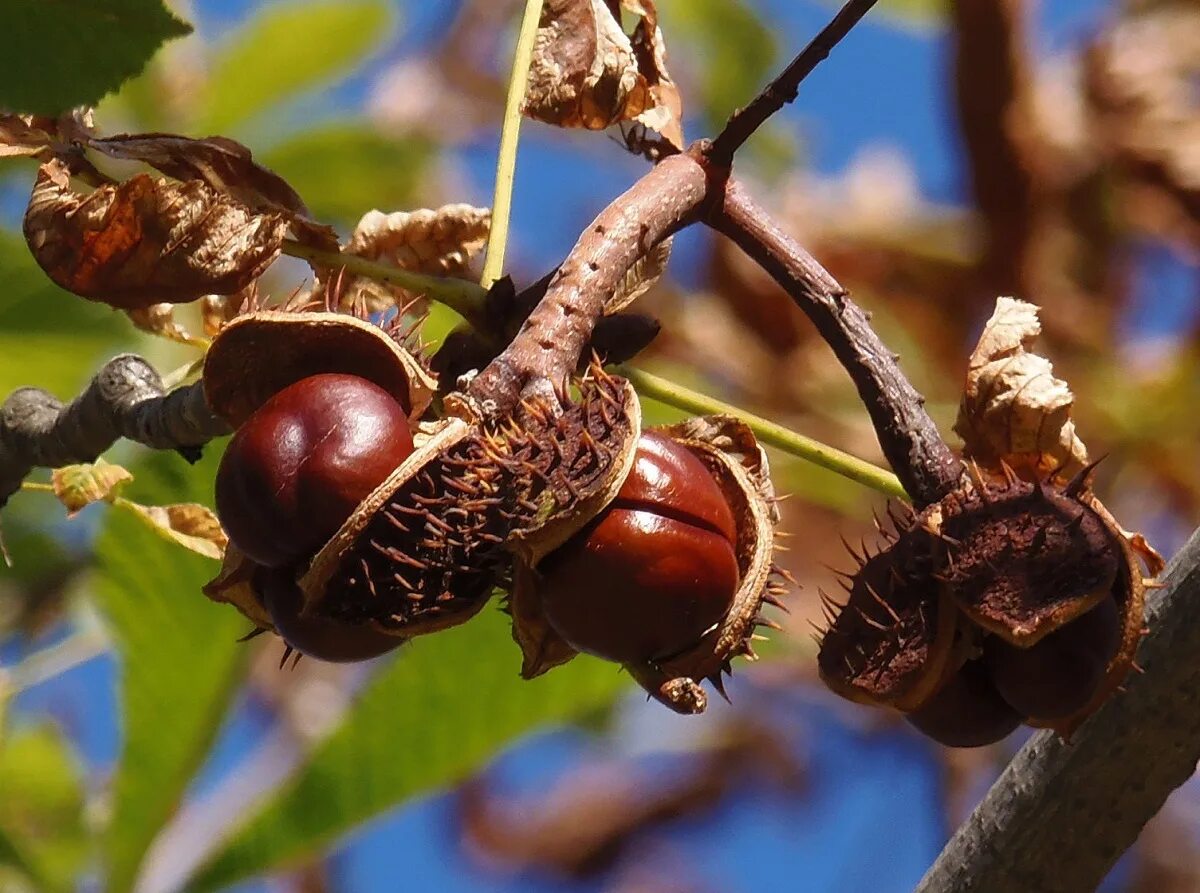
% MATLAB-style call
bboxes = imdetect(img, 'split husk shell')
[1025,492,1154,737]
[816,516,960,713]
[511,415,785,715]
[203,309,435,427]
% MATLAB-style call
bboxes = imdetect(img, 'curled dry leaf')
[126,303,202,345]
[123,501,227,561]
[524,0,683,149]
[324,205,491,311]
[0,109,95,160]
[954,297,1089,478]
[51,458,133,517]
[24,159,289,310]
[85,133,337,249]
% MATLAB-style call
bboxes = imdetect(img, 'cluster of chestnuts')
[201,309,781,710]
[818,466,1152,746]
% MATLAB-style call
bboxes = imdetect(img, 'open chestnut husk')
[818,464,1159,744]
[510,414,788,715]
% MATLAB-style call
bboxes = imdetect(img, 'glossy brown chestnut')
[257,567,403,663]
[905,660,1024,748]
[983,595,1121,720]
[539,431,740,665]
[216,373,415,569]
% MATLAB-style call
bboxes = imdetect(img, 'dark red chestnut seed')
[258,568,403,663]
[906,660,1024,748]
[216,373,414,568]
[984,596,1121,720]
[539,432,740,665]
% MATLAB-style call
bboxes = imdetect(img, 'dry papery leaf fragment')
[48,459,227,561]
[524,0,683,149]
[321,205,491,311]
[123,501,228,561]
[0,110,95,159]
[954,296,1089,480]
[51,458,133,517]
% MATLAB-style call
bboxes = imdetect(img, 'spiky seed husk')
[817,520,958,712]
[938,476,1120,646]
[300,418,506,635]
[305,371,641,641]
[504,367,641,565]
[203,309,435,427]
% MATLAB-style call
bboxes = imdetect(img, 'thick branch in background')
[951,0,1045,301]
[917,526,1200,893]
[0,357,228,507]
[708,180,963,507]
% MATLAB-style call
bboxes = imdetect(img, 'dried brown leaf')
[329,204,490,311]
[24,159,289,310]
[51,458,134,517]
[124,501,227,561]
[954,297,1089,477]
[126,302,202,345]
[86,133,337,248]
[199,293,239,337]
[524,0,682,148]
[0,110,95,159]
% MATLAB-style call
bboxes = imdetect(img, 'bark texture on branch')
[708,180,964,507]
[0,355,231,506]
[917,526,1200,893]
[467,152,711,416]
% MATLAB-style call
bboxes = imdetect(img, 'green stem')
[620,366,908,500]
[281,239,489,322]
[480,0,544,288]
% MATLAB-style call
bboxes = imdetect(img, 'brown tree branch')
[0,355,230,507]
[706,0,881,165]
[706,180,964,507]
[467,151,713,415]
[916,525,1200,893]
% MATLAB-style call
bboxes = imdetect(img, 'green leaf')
[197,1,396,134]
[261,125,433,225]
[657,0,776,131]
[0,0,191,115]
[0,724,87,892]
[0,229,129,398]
[91,446,248,892]
[187,608,629,891]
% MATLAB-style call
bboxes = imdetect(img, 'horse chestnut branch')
[0,355,228,508]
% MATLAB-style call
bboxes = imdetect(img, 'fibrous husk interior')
[203,310,435,427]
[939,477,1120,645]
[817,518,955,712]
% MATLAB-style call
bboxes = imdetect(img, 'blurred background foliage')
[1,0,1198,891]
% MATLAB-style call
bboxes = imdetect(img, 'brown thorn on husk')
[237,627,269,643]
[1064,456,1106,498]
